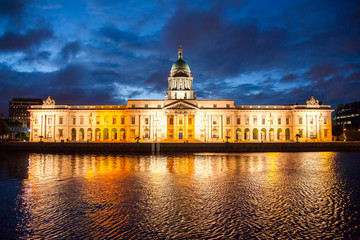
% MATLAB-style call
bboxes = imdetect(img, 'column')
[174,114,177,139]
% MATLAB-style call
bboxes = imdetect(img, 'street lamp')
[268,113,273,142]
[154,116,159,143]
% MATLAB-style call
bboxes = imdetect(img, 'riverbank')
[0,142,359,153]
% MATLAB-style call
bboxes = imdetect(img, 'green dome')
[171,58,190,71]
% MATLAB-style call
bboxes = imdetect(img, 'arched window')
[285,128,290,140]
[253,128,258,140]
[79,128,84,140]
[71,128,76,141]
[103,128,109,140]
[277,128,282,141]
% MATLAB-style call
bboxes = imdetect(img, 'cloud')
[60,41,81,62]
[0,0,27,18]
[0,28,53,52]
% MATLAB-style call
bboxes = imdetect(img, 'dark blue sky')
[0,0,359,116]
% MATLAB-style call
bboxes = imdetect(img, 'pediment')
[163,100,198,110]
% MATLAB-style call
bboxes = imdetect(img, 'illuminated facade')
[29,47,333,142]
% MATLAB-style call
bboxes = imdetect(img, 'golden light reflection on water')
[15,152,359,239]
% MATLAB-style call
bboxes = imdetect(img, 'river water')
[0,152,360,239]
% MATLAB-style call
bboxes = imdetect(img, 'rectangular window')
[310,132,315,138]
[145,118,149,125]
[324,129,328,137]
[286,118,290,125]
[59,129,63,137]
[213,120,217,125]
[157,104,161,108]
[226,104,230,108]
[145,104,148,108]
[299,117,303,125]
[104,117,108,125]
[253,118,257,125]
[188,118,192,125]
[262,118,265,125]
[278,118,281,125]
[73,117,76,125]
[48,118,52,125]
[245,117,249,125]
[59,117,63,125]
[213,104,217,108]
[80,118,84,125]
[324,117,328,124]
[121,117,125,125]
[310,117,314,125]
[226,117,231,125]
[34,129,38,136]
[170,118,173,125]
[96,116,100,125]
[299,130,303,137]
[179,118,183,125]
[237,118,240,125]
[130,129,135,138]
[113,117,116,125]
[131,117,135,124]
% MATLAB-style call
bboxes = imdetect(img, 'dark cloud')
[0,28,53,52]
[60,42,81,62]
[304,63,338,80]
[280,73,298,83]
[0,0,26,18]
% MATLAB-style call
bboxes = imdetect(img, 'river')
[1,152,359,239]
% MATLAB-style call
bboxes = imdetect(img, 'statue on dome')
[178,45,182,59]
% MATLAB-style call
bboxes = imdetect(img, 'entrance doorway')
[179,132,183,139]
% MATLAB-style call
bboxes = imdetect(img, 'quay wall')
[0,142,359,154]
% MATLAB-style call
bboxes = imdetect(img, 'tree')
[0,119,10,136]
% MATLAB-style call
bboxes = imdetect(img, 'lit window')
[188,118,192,125]
[104,117,108,125]
[48,118,52,125]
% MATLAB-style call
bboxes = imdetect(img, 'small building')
[28,47,333,143]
